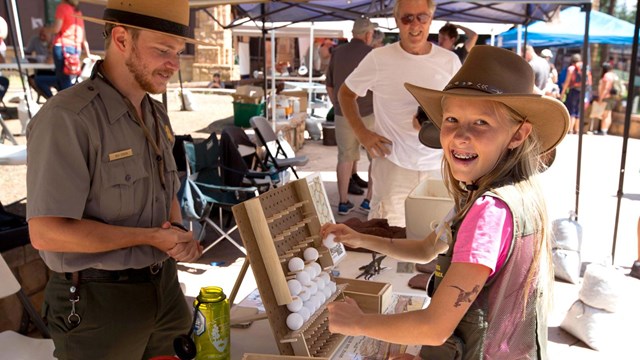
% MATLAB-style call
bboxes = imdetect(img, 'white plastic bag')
[579,263,625,312]
[552,212,582,283]
[560,300,620,351]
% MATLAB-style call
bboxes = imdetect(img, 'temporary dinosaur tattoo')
[449,285,481,308]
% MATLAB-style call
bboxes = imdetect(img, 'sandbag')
[552,213,582,251]
[579,263,625,312]
[552,212,582,283]
[560,300,620,351]
[552,249,581,284]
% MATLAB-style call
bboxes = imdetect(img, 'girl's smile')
[440,97,531,184]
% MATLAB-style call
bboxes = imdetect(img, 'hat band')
[444,81,504,95]
[103,9,191,39]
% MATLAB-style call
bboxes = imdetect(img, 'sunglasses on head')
[399,13,432,25]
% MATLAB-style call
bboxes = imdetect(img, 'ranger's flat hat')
[82,0,209,45]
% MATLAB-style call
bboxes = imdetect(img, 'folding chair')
[0,253,55,359]
[181,132,257,255]
[250,116,309,179]
[0,76,9,109]
[220,126,287,191]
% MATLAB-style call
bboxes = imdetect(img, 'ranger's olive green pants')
[43,259,192,360]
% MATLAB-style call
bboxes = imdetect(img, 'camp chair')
[181,132,257,255]
[0,253,55,359]
[220,125,287,191]
[0,76,9,109]
[250,116,309,180]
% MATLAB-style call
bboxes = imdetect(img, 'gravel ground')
[0,90,236,217]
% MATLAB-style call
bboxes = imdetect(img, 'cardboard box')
[334,277,393,314]
[405,178,454,240]
[280,90,309,113]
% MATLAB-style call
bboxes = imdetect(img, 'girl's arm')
[327,262,490,345]
[320,223,446,264]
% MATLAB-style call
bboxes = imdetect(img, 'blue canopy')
[496,6,637,47]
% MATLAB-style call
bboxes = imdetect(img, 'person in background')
[631,218,640,280]
[540,48,560,99]
[25,27,52,62]
[326,18,377,215]
[26,27,56,101]
[561,53,592,134]
[51,0,93,92]
[339,0,461,227]
[371,29,385,48]
[323,45,568,359]
[437,23,478,63]
[0,16,7,63]
[524,45,550,93]
[596,62,619,135]
[207,72,224,88]
[26,0,203,357]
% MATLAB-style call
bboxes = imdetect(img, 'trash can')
[321,121,336,146]
[233,102,265,128]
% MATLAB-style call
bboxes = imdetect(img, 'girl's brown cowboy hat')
[82,0,209,45]
[405,45,569,155]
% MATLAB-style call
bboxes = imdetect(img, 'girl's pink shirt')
[452,196,513,278]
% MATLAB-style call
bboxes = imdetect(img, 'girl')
[321,46,569,359]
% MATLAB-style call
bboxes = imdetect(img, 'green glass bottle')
[193,286,230,360]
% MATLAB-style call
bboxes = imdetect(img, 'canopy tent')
[496,6,638,47]
[229,0,582,26]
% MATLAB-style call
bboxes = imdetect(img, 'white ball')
[303,301,315,315]
[318,272,331,285]
[288,257,304,272]
[303,247,319,262]
[303,264,316,279]
[286,296,303,312]
[296,270,312,286]
[299,288,311,301]
[328,281,337,294]
[316,291,326,304]
[310,262,322,277]
[306,281,318,295]
[286,312,304,331]
[322,286,332,298]
[287,279,302,296]
[298,306,310,322]
[314,277,325,290]
[322,233,337,248]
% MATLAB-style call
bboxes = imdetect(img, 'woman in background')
[51,0,93,92]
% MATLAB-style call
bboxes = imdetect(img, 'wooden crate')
[232,178,346,357]
[334,278,393,314]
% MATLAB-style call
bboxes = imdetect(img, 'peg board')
[232,178,346,357]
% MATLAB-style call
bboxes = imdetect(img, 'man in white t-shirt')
[338,0,461,227]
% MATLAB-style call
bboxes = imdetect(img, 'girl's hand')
[327,297,365,336]
[320,223,366,249]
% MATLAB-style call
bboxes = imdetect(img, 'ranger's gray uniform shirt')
[26,73,179,272]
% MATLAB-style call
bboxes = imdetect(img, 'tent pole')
[270,26,276,131]
[610,0,640,264]
[4,0,33,119]
[308,22,314,113]
[261,4,268,122]
[574,3,592,221]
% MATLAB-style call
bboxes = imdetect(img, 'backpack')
[610,74,627,98]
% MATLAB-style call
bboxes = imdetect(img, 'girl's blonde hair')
[442,100,552,310]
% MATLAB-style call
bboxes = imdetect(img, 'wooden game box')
[232,176,347,357]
